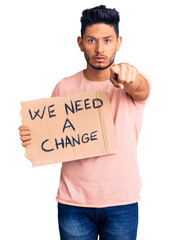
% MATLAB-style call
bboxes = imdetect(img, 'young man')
[19,5,151,240]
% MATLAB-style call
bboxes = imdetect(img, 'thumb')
[110,64,119,75]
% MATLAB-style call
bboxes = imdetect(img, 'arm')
[110,63,150,101]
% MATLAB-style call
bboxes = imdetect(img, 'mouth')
[93,56,106,63]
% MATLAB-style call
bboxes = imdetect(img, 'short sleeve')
[51,81,61,97]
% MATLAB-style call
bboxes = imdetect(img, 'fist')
[110,63,138,89]
[18,125,31,147]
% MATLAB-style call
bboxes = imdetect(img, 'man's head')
[78,5,122,71]
[80,5,120,39]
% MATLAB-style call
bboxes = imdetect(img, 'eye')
[88,39,96,43]
[104,39,111,43]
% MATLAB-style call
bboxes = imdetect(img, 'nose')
[95,40,104,54]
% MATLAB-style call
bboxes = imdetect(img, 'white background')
[0,0,170,239]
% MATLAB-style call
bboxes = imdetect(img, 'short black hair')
[80,5,120,38]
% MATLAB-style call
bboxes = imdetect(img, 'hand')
[18,126,31,147]
[110,63,138,90]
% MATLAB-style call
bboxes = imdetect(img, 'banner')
[20,89,117,167]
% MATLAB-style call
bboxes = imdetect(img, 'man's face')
[78,23,122,70]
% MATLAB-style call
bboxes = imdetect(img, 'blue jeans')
[58,202,138,240]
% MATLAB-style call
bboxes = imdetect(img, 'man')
[19,5,151,240]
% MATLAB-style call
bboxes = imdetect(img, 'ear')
[77,36,84,52]
[116,36,122,52]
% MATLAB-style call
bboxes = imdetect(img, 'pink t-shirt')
[52,70,151,208]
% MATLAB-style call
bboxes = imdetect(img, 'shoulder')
[63,71,82,82]
[51,71,83,97]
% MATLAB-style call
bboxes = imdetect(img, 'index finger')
[18,126,29,131]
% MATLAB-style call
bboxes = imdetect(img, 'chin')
[90,64,110,70]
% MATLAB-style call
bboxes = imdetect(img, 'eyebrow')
[85,36,96,39]
[85,35,114,39]
[104,36,114,39]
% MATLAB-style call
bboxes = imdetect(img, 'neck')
[83,65,110,82]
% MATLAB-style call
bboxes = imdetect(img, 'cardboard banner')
[20,89,117,167]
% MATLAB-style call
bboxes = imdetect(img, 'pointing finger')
[110,65,120,84]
